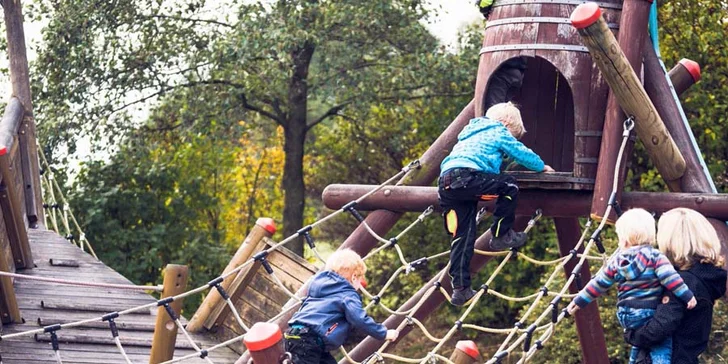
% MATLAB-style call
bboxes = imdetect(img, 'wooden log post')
[244,322,284,364]
[554,218,609,363]
[2,0,43,227]
[450,341,481,364]
[236,101,475,363]
[668,59,701,96]
[588,0,653,224]
[0,99,32,269]
[186,218,276,333]
[643,45,712,194]
[643,44,728,294]
[571,2,686,185]
[149,264,189,364]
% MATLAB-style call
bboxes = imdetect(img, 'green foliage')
[67,123,237,314]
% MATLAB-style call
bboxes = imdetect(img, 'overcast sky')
[427,0,482,46]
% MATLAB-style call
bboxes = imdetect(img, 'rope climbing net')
[38,146,98,259]
[1,119,635,364]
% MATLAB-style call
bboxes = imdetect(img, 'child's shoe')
[451,286,477,306]
[489,230,527,251]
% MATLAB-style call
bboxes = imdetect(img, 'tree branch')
[139,14,235,28]
[306,101,352,131]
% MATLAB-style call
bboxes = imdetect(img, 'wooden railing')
[0,97,33,324]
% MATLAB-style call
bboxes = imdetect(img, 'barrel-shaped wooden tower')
[474,0,623,189]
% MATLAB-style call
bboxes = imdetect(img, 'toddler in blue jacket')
[439,102,554,306]
[285,249,398,364]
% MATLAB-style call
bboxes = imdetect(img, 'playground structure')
[232,0,728,363]
[0,0,727,363]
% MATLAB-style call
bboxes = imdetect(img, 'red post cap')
[456,340,480,359]
[570,2,602,29]
[243,322,282,351]
[679,58,701,82]
[255,217,276,235]
[0,147,6,156]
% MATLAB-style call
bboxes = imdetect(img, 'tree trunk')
[283,41,315,256]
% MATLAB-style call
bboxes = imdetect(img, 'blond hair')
[325,249,367,282]
[615,208,656,248]
[657,208,723,270]
[486,102,526,139]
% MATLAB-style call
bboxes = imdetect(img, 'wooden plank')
[39,299,155,314]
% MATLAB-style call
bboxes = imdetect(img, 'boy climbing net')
[438,102,554,306]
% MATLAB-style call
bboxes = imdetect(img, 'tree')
[31,0,471,255]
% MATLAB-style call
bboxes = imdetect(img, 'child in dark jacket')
[285,249,398,364]
[439,102,554,306]
[567,208,697,364]
[623,208,727,364]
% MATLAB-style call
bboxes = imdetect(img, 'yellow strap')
[479,0,494,7]
[284,334,301,340]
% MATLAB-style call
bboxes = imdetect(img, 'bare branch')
[306,101,352,131]
[139,14,235,28]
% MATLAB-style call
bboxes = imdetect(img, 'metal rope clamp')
[623,116,635,136]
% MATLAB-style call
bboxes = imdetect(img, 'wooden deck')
[0,228,241,363]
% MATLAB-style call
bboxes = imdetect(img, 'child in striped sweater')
[567,208,697,364]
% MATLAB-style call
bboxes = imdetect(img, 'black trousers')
[484,56,528,111]
[438,169,519,288]
[285,334,336,364]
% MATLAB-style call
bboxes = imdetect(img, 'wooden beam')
[589,0,657,223]
[236,101,476,363]
[554,217,609,364]
[321,184,728,221]
[643,44,713,193]
[0,100,33,269]
[572,3,686,189]
[2,0,43,227]
[149,264,189,364]
[186,218,275,333]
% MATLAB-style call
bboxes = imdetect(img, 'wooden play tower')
[234,1,728,363]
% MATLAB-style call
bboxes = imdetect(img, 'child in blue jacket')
[567,208,697,364]
[285,249,398,364]
[439,102,554,306]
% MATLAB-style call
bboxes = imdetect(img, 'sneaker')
[451,286,477,306]
[489,229,528,251]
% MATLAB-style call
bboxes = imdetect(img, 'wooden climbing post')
[149,264,189,364]
[572,2,685,187]
[186,218,276,333]
[450,341,481,364]
[588,0,654,223]
[1,0,43,227]
[244,322,285,364]
[643,45,712,193]
[668,59,701,96]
